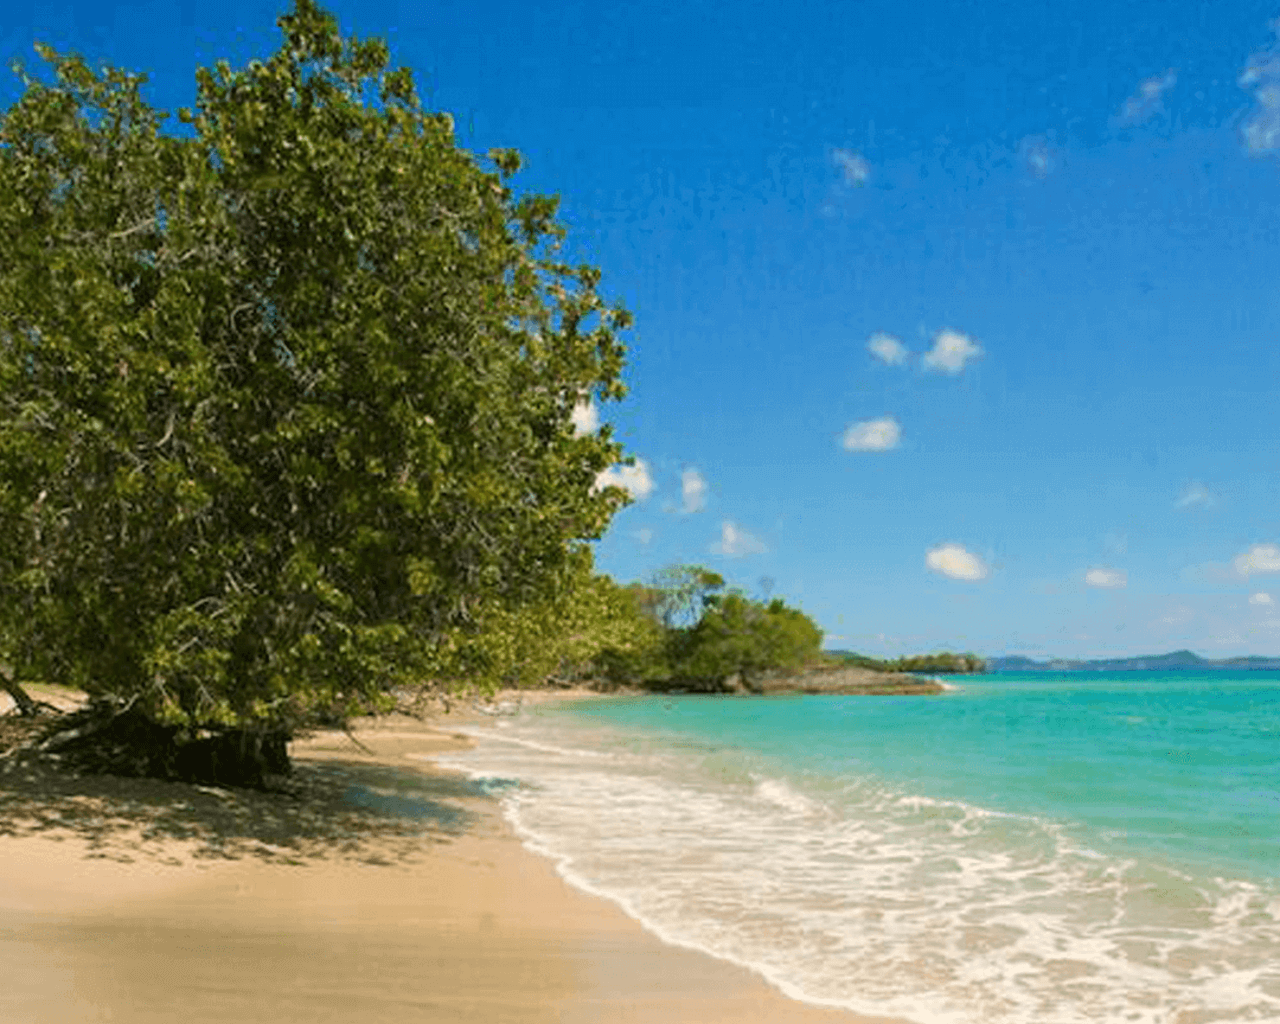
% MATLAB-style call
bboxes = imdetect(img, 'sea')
[436,672,1280,1024]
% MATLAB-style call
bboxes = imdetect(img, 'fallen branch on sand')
[1,671,62,718]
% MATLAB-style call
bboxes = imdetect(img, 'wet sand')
[1,691,905,1023]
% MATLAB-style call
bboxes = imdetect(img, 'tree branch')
[0,667,60,717]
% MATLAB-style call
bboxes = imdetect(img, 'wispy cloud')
[1234,543,1280,575]
[868,331,909,366]
[593,459,655,500]
[1018,134,1056,178]
[922,329,983,374]
[712,521,767,557]
[926,543,989,581]
[1175,482,1215,510]
[1157,605,1194,625]
[1239,20,1280,155]
[833,148,870,186]
[1250,591,1274,605]
[1117,69,1177,125]
[681,468,708,513]
[570,397,599,436]
[1085,567,1127,589]
[841,417,901,452]
[633,527,654,545]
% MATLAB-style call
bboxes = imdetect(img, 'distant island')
[986,649,1280,672]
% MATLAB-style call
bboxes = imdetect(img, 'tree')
[590,580,671,687]
[647,564,725,629]
[0,0,635,782]
[437,548,666,692]
[676,593,823,688]
[891,652,987,674]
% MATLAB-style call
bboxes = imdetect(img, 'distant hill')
[986,649,1280,672]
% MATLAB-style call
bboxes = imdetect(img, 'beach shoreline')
[1,689,904,1024]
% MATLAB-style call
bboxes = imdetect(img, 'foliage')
[0,0,634,744]
[585,564,824,688]
[890,652,987,674]
[821,650,892,671]
[589,581,671,686]
[645,564,725,629]
[441,550,666,692]
[825,650,988,674]
[674,592,824,685]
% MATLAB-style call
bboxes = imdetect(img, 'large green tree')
[0,0,635,775]
[676,593,824,688]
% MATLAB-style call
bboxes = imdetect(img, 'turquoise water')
[440,673,1280,1024]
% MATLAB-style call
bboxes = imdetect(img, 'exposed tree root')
[32,700,292,790]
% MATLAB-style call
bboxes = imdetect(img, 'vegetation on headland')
[0,1,951,790]
[826,650,988,675]
[594,565,827,691]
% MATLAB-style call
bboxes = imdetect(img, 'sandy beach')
[1,690,904,1024]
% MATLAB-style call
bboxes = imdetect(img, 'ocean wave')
[752,775,826,817]
[443,715,1280,1024]
[433,727,607,760]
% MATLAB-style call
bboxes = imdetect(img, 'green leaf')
[0,0,635,734]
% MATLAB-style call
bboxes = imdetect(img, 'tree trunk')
[37,701,293,789]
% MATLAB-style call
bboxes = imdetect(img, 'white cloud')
[1234,543,1280,576]
[842,416,901,452]
[1118,69,1177,125]
[922,329,982,374]
[1175,482,1214,510]
[1250,591,1274,606]
[833,149,870,186]
[926,543,988,581]
[1240,21,1280,154]
[712,521,767,557]
[633,527,654,545]
[1085,567,1127,589]
[570,397,599,436]
[868,331,909,366]
[593,459,654,500]
[681,468,708,513]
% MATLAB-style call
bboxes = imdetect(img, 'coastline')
[1,689,905,1024]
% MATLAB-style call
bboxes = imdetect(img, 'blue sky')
[5,0,1280,659]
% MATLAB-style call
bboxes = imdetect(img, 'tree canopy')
[0,0,635,750]
[676,592,824,686]
[579,565,825,691]
[645,564,725,629]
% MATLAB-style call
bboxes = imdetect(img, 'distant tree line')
[825,650,987,675]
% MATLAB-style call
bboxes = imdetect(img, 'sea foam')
[437,695,1280,1024]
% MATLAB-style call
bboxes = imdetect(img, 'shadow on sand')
[0,715,508,868]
